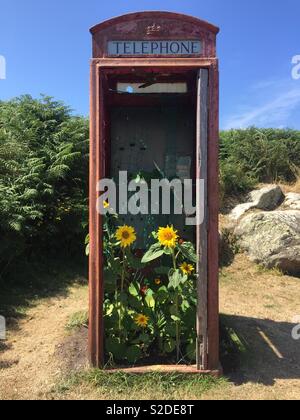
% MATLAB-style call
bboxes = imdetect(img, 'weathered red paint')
[89,11,220,372]
[90,11,219,58]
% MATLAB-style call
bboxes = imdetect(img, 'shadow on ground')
[0,258,87,328]
[220,314,300,386]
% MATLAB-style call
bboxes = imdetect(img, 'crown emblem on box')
[146,23,162,35]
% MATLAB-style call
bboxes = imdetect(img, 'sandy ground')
[206,255,300,400]
[0,255,299,400]
[0,285,89,400]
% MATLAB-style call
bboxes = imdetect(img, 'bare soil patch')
[54,326,88,374]
[0,285,88,400]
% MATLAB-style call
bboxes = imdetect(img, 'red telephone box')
[89,11,220,374]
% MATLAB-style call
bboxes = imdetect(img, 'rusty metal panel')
[196,69,209,371]
[90,12,219,59]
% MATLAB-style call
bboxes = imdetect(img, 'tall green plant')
[0,95,89,281]
[219,127,300,197]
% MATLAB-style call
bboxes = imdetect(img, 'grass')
[256,265,284,277]
[65,311,88,331]
[54,370,228,400]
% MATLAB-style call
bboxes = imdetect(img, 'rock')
[284,192,300,210]
[219,228,237,267]
[229,185,284,221]
[234,210,300,276]
[249,185,284,210]
[229,202,257,221]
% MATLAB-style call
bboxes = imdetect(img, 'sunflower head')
[157,225,178,248]
[116,225,136,248]
[134,314,149,328]
[103,200,110,209]
[154,278,161,286]
[180,262,195,276]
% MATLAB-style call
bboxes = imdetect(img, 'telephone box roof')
[90,11,219,35]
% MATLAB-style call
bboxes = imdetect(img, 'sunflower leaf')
[106,337,126,361]
[163,247,173,255]
[145,290,155,308]
[141,243,164,263]
[129,282,140,297]
[168,269,187,290]
[126,345,142,363]
[178,242,198,263]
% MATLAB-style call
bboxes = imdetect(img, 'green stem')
[176,295,180,361]
[121,248,126,293]
[119,248,126,333]
[172,248,180,362]
[172,248,177,270]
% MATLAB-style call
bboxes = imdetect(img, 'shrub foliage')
[220,127,300,196]
[0,95,89,280]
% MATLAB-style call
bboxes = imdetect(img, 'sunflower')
[157,225,178,248]
[154,278,161,286]
[180,262,195,275]
[116,225,136,248]
[103,200,109,209]
[134,314,149,328]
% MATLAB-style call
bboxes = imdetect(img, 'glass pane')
[117,82,188,94]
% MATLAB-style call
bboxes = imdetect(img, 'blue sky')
[0,0,299,129]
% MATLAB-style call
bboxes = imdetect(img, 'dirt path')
[0,256,299,400]
[0,285,88,400]
[212,255,300,400]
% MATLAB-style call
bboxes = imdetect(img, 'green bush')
[0,95,89,282]
[219,127,300,197]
